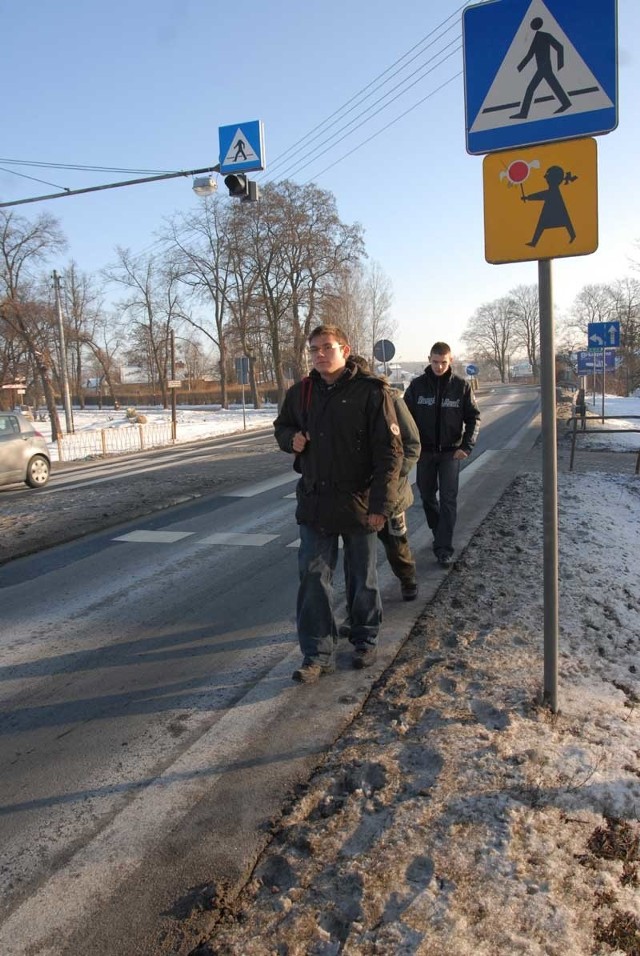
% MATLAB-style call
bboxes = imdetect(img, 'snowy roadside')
[200,465,640,955]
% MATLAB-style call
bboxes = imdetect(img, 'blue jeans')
[297,524,381,663]
[416,453,461,556]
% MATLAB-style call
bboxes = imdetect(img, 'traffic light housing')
[224,173,259,202]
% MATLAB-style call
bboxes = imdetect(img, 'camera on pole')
[224,174,259,202]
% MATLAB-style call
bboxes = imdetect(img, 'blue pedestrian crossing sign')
[463,0,618,155]
[219,120,265,174]
[587,321,620,349]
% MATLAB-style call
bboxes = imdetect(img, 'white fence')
[56,422,174,462]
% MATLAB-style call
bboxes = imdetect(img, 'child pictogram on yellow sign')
[483,137,598,264]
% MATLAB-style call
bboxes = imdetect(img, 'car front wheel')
[26,455,50,488]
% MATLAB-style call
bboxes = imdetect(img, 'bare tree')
[165,197,235,407]
[607,277,640,395]
[365,261,395,364]
[463,296,516,383]
[105,248,184,408]
[508,284,539,381]
[0,209,67,438]
[61,262,103,409]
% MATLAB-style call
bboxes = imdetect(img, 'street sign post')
[234,356,250,430]
[463,0,618,154]
[483,137,597,263]
[464,0,618,715]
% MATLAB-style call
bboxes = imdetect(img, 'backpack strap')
[300,376,313,430]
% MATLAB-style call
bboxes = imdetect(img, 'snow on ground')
[41,403,277,462]
[201,396,640,956]
[38,394,640,461]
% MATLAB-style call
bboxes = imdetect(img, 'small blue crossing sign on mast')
[463,0,618,154]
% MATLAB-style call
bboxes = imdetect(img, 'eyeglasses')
[308,343,343,355]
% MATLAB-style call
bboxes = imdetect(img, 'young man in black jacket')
[274,325,403,683]
[404,342,480,567]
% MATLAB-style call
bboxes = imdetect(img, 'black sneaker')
[352,645,377,669]
[292,659,335,683]
[437,552,453,567]
[400,580,418,601]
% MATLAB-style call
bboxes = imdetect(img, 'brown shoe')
[352,645,377,669]
[292,659,335,683]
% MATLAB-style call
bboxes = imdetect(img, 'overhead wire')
[259,3,467,185]
[0,3,468,204]
[272,39,461,183]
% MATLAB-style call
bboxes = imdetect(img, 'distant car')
[0,412,51,488]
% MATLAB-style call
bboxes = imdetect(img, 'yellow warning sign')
[483,137,598,264]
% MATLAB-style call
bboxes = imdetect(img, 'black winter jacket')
[403,367,480,455]
[273,362,403,533]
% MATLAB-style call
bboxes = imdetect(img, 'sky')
[3,0,640,365]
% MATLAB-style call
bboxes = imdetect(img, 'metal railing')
[567,413,640,473]
[56,422,174,462]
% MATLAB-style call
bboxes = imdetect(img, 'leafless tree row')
[462,277,640,394]
[0,180,397,437]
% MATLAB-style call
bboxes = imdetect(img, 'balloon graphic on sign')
[499,158,540,198]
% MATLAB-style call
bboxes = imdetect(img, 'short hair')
[430,341,452,357]
[308,324,350,347]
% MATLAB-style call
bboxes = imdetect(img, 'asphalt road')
[0,385,541,956]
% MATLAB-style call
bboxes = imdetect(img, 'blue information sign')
[577,349,615,373]
[466,363,479,376]
[587,321,620,349]
[463,0,618,154]
[235,356,250,385]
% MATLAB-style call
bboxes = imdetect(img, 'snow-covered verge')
[201,469,640,956]
[39,405,277,462]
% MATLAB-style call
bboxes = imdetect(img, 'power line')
[271,40,461,183]
[0,158,176,175]
[303,71,462,183]
[261,3,466,181]
[0,3,469,208]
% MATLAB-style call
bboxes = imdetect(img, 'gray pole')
[601,346,606,424]
[538,259,558,712]
[170,329,177,441]
[52,270,74,435]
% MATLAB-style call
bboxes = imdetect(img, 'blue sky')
[3,0,639,364]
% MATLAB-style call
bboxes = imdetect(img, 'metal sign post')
[538,260,558,712]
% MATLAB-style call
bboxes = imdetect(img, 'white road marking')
[199,532,278,546]
[113,530,195,543]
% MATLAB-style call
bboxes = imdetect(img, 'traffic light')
[224,173,259,202]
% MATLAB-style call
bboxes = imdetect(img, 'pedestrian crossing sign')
[483,137,598,263]
[219,120,265,174]
[463,0,617,154]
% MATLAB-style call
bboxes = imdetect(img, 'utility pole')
[170,329,177,441]
[52,270,74,434]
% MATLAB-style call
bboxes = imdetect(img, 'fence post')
[57,438,63,462]
[569,416,577,471]
[139,424,145,450]
[101,430,107,457]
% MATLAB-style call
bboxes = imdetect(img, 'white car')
[0,412,51,488]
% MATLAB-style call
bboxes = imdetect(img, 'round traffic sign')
[373,339,395,362]
[466,363,479,376]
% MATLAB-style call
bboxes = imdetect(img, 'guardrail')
[56,422,174,462]
[567,414,640,473]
